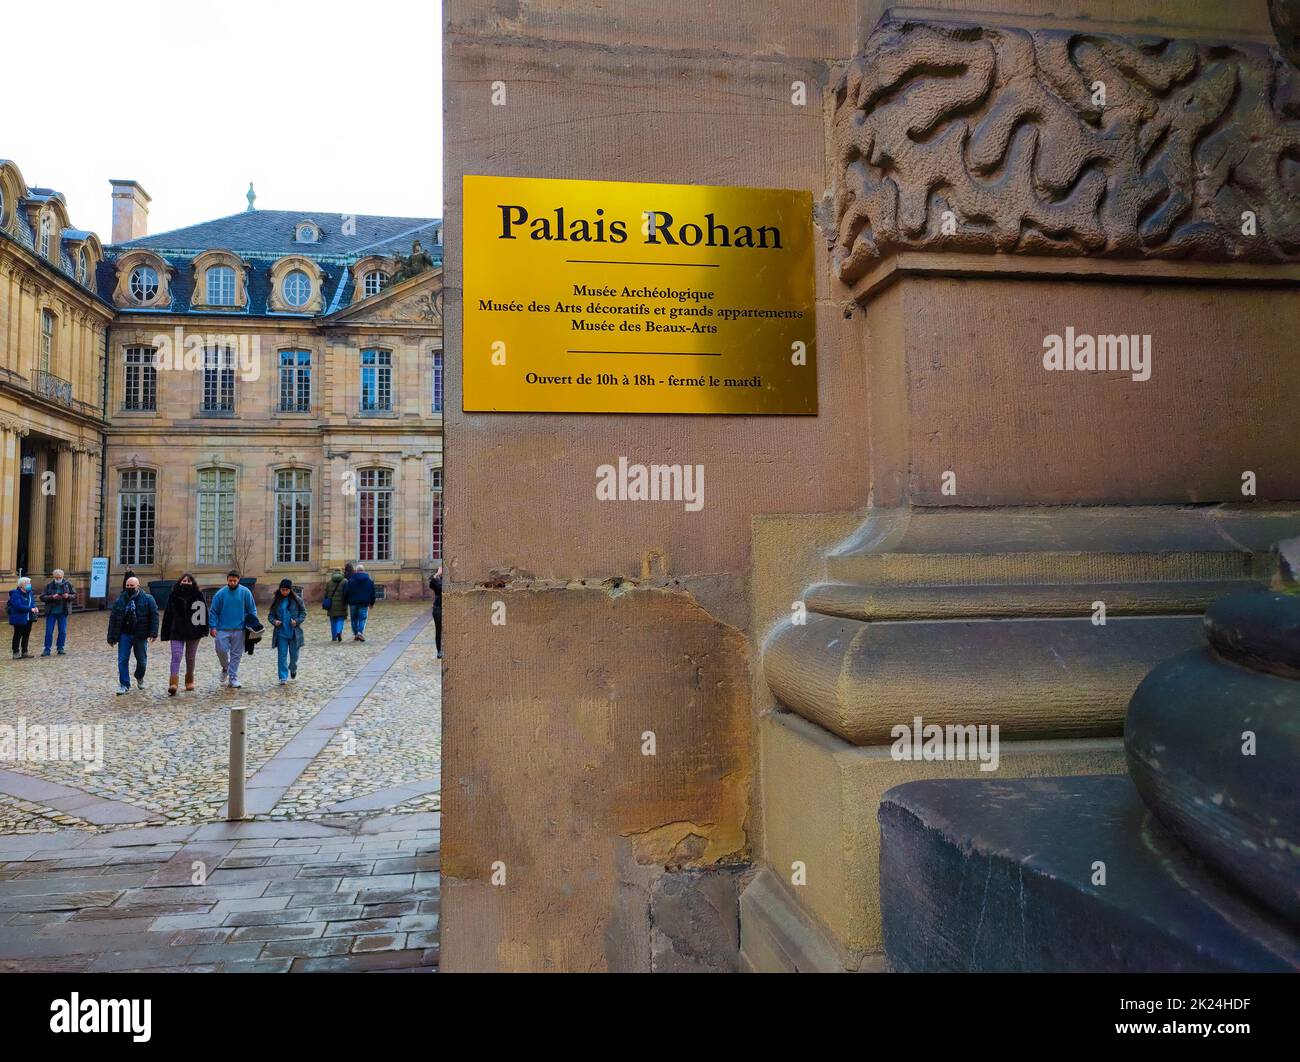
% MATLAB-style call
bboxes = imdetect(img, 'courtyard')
[0,600,441,971]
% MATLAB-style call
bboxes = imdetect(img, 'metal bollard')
[228,706,247,821]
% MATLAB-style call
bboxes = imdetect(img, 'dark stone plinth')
[1127,645,1300,925]
[1204,590,1300,676]
[878,776,1300,972]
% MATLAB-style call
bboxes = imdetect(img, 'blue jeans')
[276,637,300,681]
[330,616,345,639]
[117,635,147,687]
[44,613,67,652]
[350,605,369,635]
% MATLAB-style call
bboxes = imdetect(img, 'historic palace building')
[0,158,443,601]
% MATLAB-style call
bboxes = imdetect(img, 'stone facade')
[443,0,1300,972]
[0,161,443,602]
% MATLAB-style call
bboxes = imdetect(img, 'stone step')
[804,578,1258,622]
[878,776,1300,972]
[765,611,1202,745]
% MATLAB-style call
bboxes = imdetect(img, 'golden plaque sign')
[462,175,818,414]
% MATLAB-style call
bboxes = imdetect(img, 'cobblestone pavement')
[0,602,441,833]
[0,813,439,971]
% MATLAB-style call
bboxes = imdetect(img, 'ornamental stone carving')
[832,18,1300,282]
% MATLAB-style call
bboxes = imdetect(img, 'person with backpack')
[39,568,76,656]
[161,573,208,695]
[269,579,306,684]
[7,577,39,660]
[323,568,348,641]
[344,562,376,642]
[106,576,159,694]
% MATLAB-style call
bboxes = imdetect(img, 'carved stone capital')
[833,18,1300,283]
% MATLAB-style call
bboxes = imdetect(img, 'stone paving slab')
[0,814,438,971]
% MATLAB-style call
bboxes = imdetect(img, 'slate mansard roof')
[100,209,442,317]
[0,161,104,300]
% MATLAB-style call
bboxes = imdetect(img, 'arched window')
[129,265,159,303]
[275,469,312,564]
[282,269,312,308]
[196,467,236,565]
[39,213,52,258]
[363,270,388,297]
[39,310,55,375]
[118,469,156,566]
[206,265,236,306]
[75,247,87,284]
[358,468,394,562]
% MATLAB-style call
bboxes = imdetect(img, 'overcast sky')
[5,0,442,241]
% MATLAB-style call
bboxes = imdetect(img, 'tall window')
[275,469,311,563]
[431,468,443,561]
[129,265,159,303]
[76,248,87,285]
[39,213,51,258]
[278,350,311,412]
[123,346,157,411]
[196,467,235,565]
[202,346,235,413]
[363,270,387,297]
[118,469,156,566]
[432,350,443,413]
[39,311,54,374]
[206,265,236,306]
[361,348,392,412]
[358,468,393,562]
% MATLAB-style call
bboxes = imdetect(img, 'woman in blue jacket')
[268,578,307,684]
[7,577,39,659]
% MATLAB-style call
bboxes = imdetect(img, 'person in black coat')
[107,576,159,694]
[429,566,443,659]
[161,573,208,695]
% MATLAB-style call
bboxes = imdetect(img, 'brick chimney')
[109,179,151,244]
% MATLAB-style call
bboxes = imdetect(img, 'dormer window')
[207,265,236,306]
[295,222,320,244]
[129,265,159,303]
[363,270,388,297]
[283,270,312,307]
[39,213,52,258]
[75,248,87,285]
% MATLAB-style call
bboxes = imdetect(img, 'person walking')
[323,568,348,642]
[209,571,258,690]
[7,577,39,660]
[106,576,158,694]
[344,562,376,642]
[39,568,76,656]
[429,566,443,659]
[269,579,306,685]
[161,573,208,696]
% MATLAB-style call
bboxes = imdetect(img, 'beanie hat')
[279,578,294,591]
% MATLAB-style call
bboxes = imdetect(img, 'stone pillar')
[400,450,424,597]
[325,451,350,571]
[51,444,74,575]
[0,422,25,576]
[26,448,49,581]
[70,446,97,575]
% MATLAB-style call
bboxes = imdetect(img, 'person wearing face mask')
[161,573,209,696]
[107,576,159,695]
